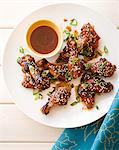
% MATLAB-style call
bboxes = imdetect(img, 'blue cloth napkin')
[52,90,119,150]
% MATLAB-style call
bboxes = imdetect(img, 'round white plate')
[3,3,119,128]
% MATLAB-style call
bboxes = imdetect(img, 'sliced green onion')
[33,89,39,95]
[97,50,102,56]
[34,94,39,101]
[63,30,71,41]
[76,40,80,48]
[84,63,92,70]
[50,77,57,83]
[33,89,43,100]
[42,70,49,77]
[19,47,25,54]
[29,65,35,74]
[70,101,79,106]
[39,93,43,99]
[70,19,78,26]
[104,46,108,54]
[65,71,72,81]
[70,96,80,106]
[95,105,99,110]
[17,57,21,63]
[83,83,90,88]
[71,58,79,65]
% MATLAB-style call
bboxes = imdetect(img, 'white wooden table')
[0,0,118,149]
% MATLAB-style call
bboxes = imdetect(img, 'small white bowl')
[26,19,63,58]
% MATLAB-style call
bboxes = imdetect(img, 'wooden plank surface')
[0,143,53,150]
[0,0,118,27]
[0,29,13,102]
[0,105,63,142]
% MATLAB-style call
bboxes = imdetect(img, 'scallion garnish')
[33,89,43,100]
[83,83,90,88]
[65,71,72,81]
[50,77,57,83]
[84,63,92,70]
[71,58,79,65]
[42,70,49,77]
[63,30,71,41]
[17,57,21,63]
[95,105,99,110]
[70,19,78,26]
[97,50,102,56]
[70,101,79,106]
[70,97,80,106]
[104,46,108,54]
[19,47,25,54]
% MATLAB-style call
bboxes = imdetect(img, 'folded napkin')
[52,90,119,150]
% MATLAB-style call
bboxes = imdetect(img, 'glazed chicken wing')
[18,55,50,91]
[48,58,84,81]
[78,23,100,60]
[56,38,78,63]
[41,82,71,115]
[91,58,116,77]
[78,72,113,109]
[17,54,35,73]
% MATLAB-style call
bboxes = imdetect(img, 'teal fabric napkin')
[52,90,119,150]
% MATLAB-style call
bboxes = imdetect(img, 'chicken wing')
[78,73,113,109]
[41,82,71,115]
[91,58,116,77]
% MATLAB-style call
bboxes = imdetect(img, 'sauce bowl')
[26,19,63,58]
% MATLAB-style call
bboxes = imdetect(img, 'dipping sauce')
[30,26,58,54]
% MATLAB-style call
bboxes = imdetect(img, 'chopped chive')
[33,89,39,95]
[65,71,72,81]
[17,57,21,63]
[84,63,92,70]
[70,101,79,106]
[71,58,79,65]
[104,46,108,54]
[95,105,99,110]
[83,83,90,88]
[39,93,43,99]
[19,47,25,54]
[34,93,40,101]
[50,77,57,83]
[70,19,78,26]
[42,70,49,77]
[70,97,80,106]
[33,89,43,100]
[76,96,80,101]
[97,50,102,56]
[63,30,71,41]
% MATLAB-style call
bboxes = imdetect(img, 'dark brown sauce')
[30,26,58,54]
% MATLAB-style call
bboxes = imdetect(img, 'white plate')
[3,3,119,128]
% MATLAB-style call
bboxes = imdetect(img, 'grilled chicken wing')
[22,73,35,89]
[17,55,35,73]
[18,55,50,91]
[91,58,116,77]
[79,23,100,49]
[41,82,71,115]
[78,23,100,60]
[56,37,78,63]
[48,58,84,81]
[78,72,113,109]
